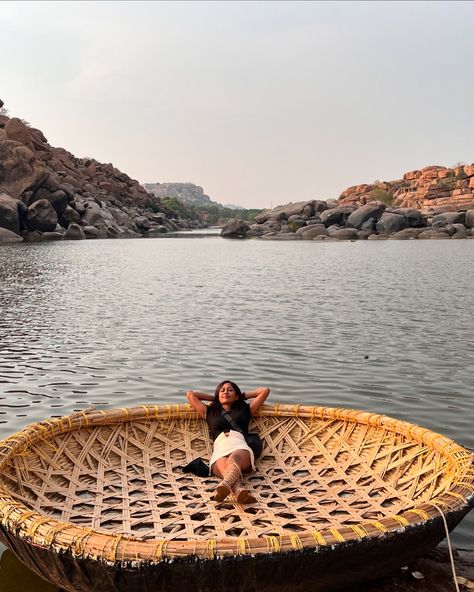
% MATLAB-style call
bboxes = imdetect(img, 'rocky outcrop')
[220,218,250,238]
[232,199,474,241]
[0,101,203,244]
[338,164,474,213]
[142,182,212,206]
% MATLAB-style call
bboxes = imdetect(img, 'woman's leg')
[211,450,254,502]
[228,450,256,503]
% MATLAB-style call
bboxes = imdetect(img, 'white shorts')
[209,430,255,472]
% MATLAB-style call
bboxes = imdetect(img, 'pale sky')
[2,1,474,209]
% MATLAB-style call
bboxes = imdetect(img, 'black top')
[206,403,251,441]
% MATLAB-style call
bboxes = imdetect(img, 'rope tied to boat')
[430,502,460,592]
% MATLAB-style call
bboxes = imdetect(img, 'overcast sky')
[1,1,474,208]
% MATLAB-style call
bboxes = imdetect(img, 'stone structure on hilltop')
[338,164,474,213]
[0,100,202,244]
[142,182,212,206]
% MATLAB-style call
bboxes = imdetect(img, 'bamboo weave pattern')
[0,404,472,562]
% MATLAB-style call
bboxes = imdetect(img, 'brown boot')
[233,483,257,504]
[213,458,241,502]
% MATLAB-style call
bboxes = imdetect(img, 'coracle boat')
[0,404,473,592]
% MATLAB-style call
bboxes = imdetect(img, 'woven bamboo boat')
[0,404,473,592]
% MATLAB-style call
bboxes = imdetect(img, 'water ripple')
[0,238,473,548]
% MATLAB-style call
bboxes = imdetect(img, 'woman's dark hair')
[208,380,246,415]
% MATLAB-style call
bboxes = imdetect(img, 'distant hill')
[142,182,261,225]
[142,182,213,207]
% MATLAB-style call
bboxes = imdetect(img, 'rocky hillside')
[0,100,202,244]
[338,163,474,212]
[142,182,212,206]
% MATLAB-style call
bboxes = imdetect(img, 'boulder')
[23,230,44,241]
[432,212,466,226]
[0,193,22,234]
[326,224,343,236]
[392,208,426,227]
[298,225,328,239]
[105,221,123,238]
[83,225,106,239]
[146,225,168,235]
[321,206,355,227]
[42,231,63,241]
[81,202,109,227]
[63,223,86,240]
[357,230,374,240]
[0,227,22,243]
[254,200,316,224]
[329,228,359,240]
[134,216,151,231]
[110,207,135,229]
[418,229,450,240]
[346,203,385,229]
[450,223,467,238]
[248,224,267,236]
[220,218,250,238]
[60,205,81,225]
[261,219,281,232]
[71,199,86,215]
[26,199,58,232]
[4,118,32,147]
[465,210,474,228]
[391,228,425,240]
[29,188,68,216]
[376,212,409,235]
[0,140,49,197]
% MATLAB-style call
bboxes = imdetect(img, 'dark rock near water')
[330,227,359,240]
[42,231,64,241]
[83,225,106,239]
[64,223,86,240]
[297,224,328,239]
[347,203,385,229]
[432,211,466,226]
[321,206,355,227]
[376,212,409,234]
[26,199,58,232]
[390,228,425,240]
[221,218,250,238]
[465,209,474,228]
[0,227,22,242]
[0,193,23,234]
[391,207,426,227]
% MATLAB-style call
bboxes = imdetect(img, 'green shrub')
[369,187,395,206]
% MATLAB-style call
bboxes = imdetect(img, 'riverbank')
[0,99,204,245]
[220,201,474,241]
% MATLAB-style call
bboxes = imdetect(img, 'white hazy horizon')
[2,1,474,209]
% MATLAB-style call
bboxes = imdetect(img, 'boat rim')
[0,403,472,565]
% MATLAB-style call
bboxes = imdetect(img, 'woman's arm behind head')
[186,390,211,418]
[246,387,270,415]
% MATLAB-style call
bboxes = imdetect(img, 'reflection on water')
[0,236,473,589]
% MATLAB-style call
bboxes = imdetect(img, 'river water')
[0,235,473,588]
